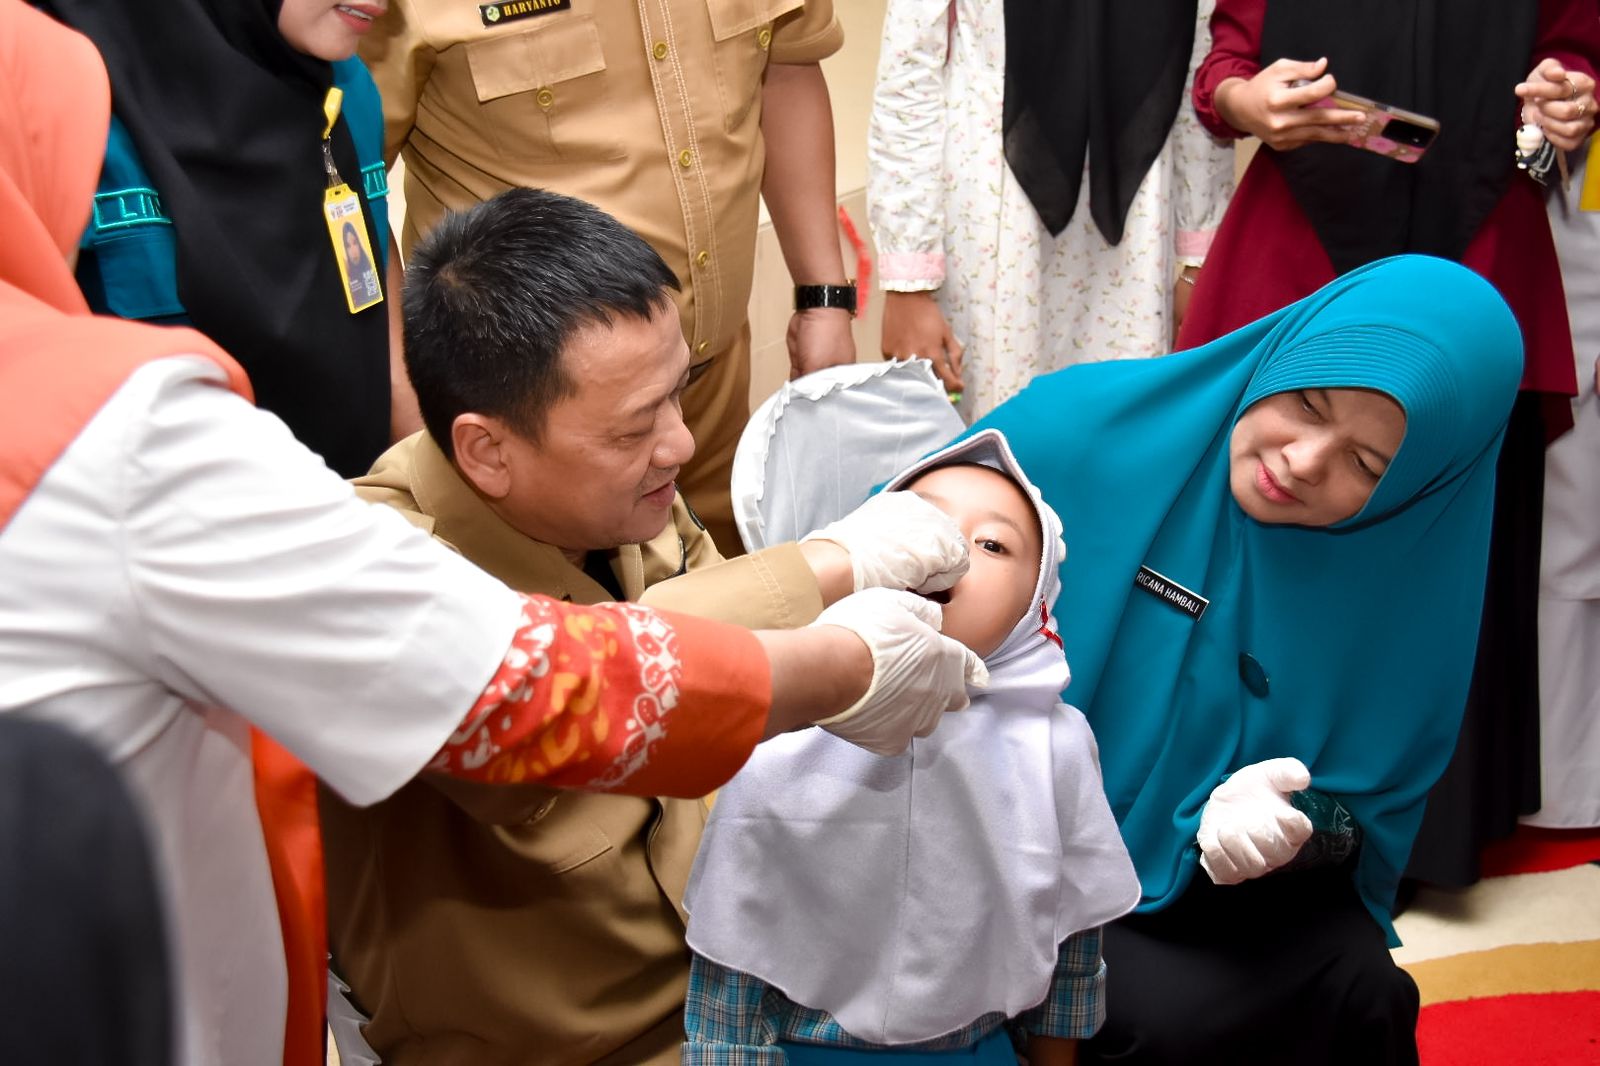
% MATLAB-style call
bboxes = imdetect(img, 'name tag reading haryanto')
[1134,565,1209,622]
[480,0,570,26]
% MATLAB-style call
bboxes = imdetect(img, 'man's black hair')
[402,187,680,458]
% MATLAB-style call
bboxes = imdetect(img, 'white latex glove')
[801,491,971,595]
[1196,758,1315,885]
[809,588,989,756]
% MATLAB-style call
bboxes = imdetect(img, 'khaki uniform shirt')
[322,433,823,1065]
[361,0,844,551]
[361,0,843,364]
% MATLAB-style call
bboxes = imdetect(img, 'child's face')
[904,464,1043,659]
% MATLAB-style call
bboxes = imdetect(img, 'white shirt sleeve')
[867,0,954,291]
[1171,0,1236,266]
[111,358,523,806]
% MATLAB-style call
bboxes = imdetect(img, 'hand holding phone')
[1213,56,1371,151]
[1297,84,1442,163]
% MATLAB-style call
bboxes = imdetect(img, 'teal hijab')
[969,256,1522,941]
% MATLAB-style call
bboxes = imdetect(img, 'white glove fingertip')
[1221,827,1268,878]
[1265,757,1312,793]
[852,586,940,627]
[963,649,989,688]
[1201,846,1242,885]
[1282,810,1314,846]
[912,565,965,596]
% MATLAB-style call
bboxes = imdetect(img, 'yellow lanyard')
[318,87,384,313]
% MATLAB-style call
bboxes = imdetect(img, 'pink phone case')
[1297,83,1442,164]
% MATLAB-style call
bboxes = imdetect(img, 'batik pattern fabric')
[867,0,1233,420]
[429,596,684,791]
[682,929,1104,1063]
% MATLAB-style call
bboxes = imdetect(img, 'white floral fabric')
[867,0,1235,419]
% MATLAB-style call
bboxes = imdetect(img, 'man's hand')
[1517,59,1597,152]
[787,306,857,379]
[1196,757,1314,884]
[881,291,964,393]
[802,490,971,594]
[1213,57,1367,151]
[810,589,987,756]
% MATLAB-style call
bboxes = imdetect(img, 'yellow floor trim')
[1400,939,1600,1007]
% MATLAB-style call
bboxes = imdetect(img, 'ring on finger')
[1579,101,1589,119]
[1566,76,1579,99]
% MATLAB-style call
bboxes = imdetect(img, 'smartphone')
[1292,82,1442,163]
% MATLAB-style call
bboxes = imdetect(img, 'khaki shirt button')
[757,26,773,49]
[653,40,669,60]
[695,250,710,267]
[696,341,710,355]
[678,148,694,168]
[535,87,555,109]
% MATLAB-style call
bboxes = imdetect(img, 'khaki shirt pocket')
[492,797,616,874]
[464,15,624,164]
[706,0,803,133]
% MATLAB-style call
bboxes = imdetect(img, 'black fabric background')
[1002,0,1198,242]
[1260,0,1539,273]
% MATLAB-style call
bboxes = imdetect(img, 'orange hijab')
[0,0,249,511]
[0,7,323,1065]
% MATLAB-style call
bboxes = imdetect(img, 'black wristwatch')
[794,282,857,314]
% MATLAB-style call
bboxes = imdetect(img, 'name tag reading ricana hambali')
[1134,565,1209,622]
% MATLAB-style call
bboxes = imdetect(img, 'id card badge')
[325,184,383,313]
[319,87,384,314]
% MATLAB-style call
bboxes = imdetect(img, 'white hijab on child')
[685,430,1140,1046]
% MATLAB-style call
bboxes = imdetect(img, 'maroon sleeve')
[1194,0,1267,138]
[1532,0,1600,81]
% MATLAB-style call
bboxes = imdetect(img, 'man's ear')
[452,414,513,500]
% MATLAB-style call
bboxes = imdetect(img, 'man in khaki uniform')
[361,0,859,555]
[322,191,968,1065]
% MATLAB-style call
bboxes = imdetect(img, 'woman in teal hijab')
[969,255,1521,1065]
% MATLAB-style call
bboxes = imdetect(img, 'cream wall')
[747,0,890,407]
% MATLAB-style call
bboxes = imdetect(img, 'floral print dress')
[867,0,1235,419]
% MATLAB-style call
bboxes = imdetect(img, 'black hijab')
[1260,0,1539,274]
[42,0,390,477]
[1002,0,1199,242]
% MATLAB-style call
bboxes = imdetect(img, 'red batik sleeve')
[427,594,771,799]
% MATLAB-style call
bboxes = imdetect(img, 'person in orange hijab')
[0,5,982,1064]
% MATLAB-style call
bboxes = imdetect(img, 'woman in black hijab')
[44,0,405,478]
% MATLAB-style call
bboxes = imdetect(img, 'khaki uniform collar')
[362,432,655,604]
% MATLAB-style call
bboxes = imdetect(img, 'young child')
[682,429,1141,1064]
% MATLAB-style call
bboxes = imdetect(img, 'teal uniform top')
[76,57,388,325]
[969,255,1522,943]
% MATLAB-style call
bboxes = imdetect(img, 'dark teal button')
[1239,653,1270,698]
